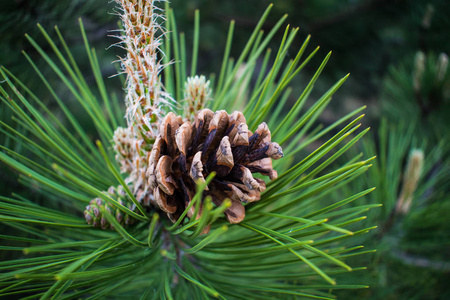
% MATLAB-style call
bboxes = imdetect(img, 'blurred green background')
[1,0,449,298]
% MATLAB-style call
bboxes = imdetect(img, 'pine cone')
[147,109,283,224]
[84,186,138,229]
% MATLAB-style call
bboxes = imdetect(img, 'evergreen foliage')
[0,2,377,299]
[335,48,450,300]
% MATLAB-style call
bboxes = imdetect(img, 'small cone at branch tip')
[84,185,137,229]
[149,109,283,225]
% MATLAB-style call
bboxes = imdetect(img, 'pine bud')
[184,76,211,121]
[413,51,426,92]
[436,53,448,83]
[84,185,138,229]
[421,4,434,29]
[396,149,424,215]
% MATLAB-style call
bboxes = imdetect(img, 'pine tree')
[0,2,377,298]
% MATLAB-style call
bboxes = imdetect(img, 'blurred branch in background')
[334,3,450,294]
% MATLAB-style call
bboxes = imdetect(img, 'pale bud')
[421,4,434,29]
[436,53,448,83]
[184,75,212,121]
[413,52,426,92]
[396,149,424,215]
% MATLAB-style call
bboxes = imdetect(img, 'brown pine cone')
[147,109,283,225]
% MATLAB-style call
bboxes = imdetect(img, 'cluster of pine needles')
[0,3,377,299]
